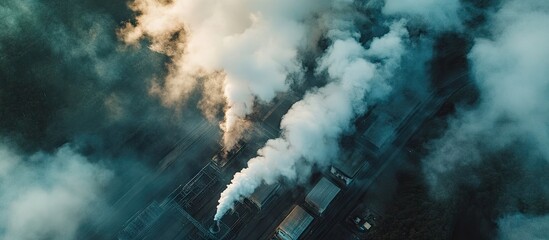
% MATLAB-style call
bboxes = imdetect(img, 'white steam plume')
[498,214,549,240]
[0,143,112,240]
[423,0,549,199]
[119,0,332,150]
[420,0,549,236]
[382,0,462,30]
[214,20,408,221]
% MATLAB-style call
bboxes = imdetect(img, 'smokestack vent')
[209,221,220,234]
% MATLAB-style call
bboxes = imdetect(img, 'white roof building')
[305,177,341,215]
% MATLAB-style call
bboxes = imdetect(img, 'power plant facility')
[5,0,544,239]
[109,63,466,239]
[110,49,473,238]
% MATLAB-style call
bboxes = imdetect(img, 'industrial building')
[304,178,341,215]
[249,183,280,210]
[211,141,246,168]
[112,69,449,240]
[357,92,421,153]
[359,112,396,150]
[275,206,314,240]
[331,149,370,185]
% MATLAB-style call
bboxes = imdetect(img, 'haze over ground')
[1,0,548,239]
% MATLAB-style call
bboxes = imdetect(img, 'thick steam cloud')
[120,0,335,150]
[424,0,549,203]
[0,1,196,239]
[0,143,112,240]
[3,0,548,238]
[382,0,462,30]
[422,0,549,237]
[498,214,549,240]
[215,20,408,220]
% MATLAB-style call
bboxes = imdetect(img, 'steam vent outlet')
[209,221,221,234]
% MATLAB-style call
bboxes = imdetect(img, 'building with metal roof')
[358,93,421,152]
[331,150,370,185]
[305,177,341,215]
[249,183,279,210]
[360,112,396,150]
[275,206,314,240]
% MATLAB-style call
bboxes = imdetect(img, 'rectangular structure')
[305,178,341,215]
[360,112,396,150]
[211,141,246,168]
[276,206,314,240]
[249,184,279,210]
[332,150,370,185]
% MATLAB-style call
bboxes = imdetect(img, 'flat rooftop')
[277,206,314,240]
[360,112,396,149]
[249,183,279,209]
[305,178,341,214]
[334,149,369,178]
